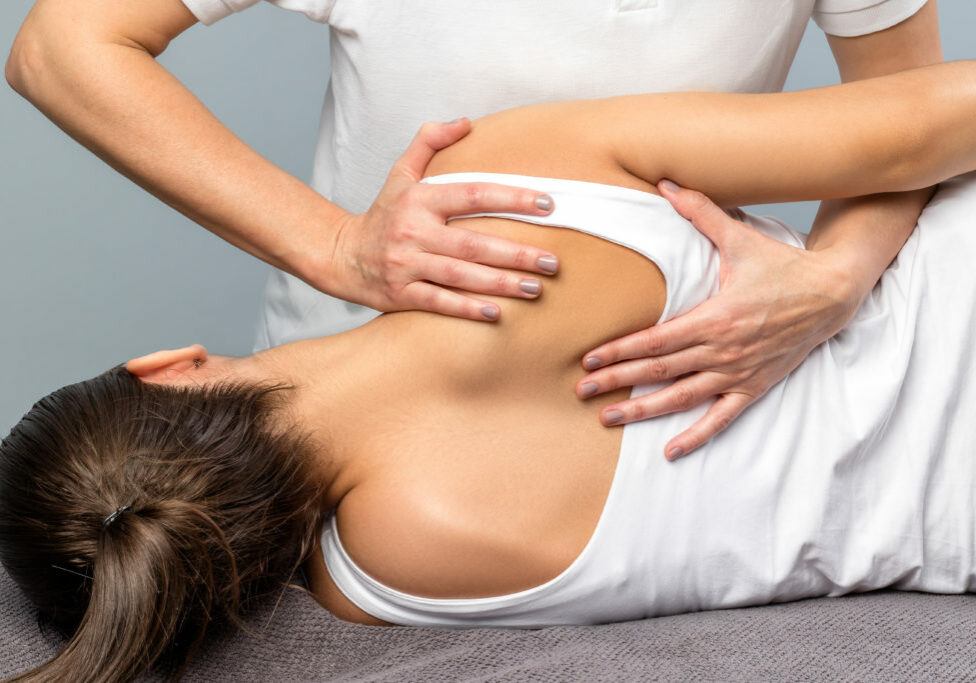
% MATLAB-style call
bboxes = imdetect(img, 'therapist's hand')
[577,180,862,460]
[328,119,559,321]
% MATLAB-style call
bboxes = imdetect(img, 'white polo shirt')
[178,0,928,347]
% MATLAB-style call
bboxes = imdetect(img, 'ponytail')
[0,367,325,682]
[16,511,197,682]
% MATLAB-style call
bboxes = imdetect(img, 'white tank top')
[197,0,928,349]
[321,172,976,627]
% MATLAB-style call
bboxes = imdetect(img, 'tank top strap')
[422,173,720,322]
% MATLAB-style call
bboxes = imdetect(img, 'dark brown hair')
[0,366,325,682]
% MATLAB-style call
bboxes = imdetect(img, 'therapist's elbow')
[5,21,61,102]
[6,32,35,97]
[6,12,95,103]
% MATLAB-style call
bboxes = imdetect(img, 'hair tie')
[102,504,134,529]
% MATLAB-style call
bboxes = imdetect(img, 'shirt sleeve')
[812,0,928,37]
[180,0,334,26]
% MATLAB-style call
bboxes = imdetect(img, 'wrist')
[806,245,873,318]
[805,192,928,307]
[278,207,356,299]
[301,219,349,299]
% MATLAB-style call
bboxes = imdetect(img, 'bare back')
[306,109,669,622]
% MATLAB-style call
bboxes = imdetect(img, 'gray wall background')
[1,2,972,434]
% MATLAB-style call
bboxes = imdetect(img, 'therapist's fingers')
[424,181,555,221]
[662,393,754,461]
[398,280,503,322]
[582,313,709,371]
[420,222,560,275]
[598,372,735,427]
[576,347,709,398]
[392,119,474,181]
[416,253,544,299]
[391,121,555,219]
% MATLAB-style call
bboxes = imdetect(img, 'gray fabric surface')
[3,563,974,682]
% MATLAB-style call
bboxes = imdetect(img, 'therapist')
[6,0,942,458]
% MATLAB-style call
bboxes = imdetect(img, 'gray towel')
[3,565,974,681]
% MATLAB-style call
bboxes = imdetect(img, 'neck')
[243,321,399,507]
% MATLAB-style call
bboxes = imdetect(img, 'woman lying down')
[4,61,976,682]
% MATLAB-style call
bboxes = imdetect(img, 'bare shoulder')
[425,99,650,191]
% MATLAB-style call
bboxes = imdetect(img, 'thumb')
[393,119,472,181]
[658,179,746,250]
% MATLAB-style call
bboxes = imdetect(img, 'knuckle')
[598,371,620,391]
[712,412,734,433]
[642,358,669,381]
[716,346,743,367]
[687,191,709,211]
[457,232,482,260]
[732,371,756,388]
[671,385,698,411]
[707,309,736,334]
[641,332,667,356]
[462,185,486,208]
[629,402,651,421]
[391,219,419,242]
[420,287,442,309]
[441,260,464,285]
[380,249,407,272]
[512,246,531,270]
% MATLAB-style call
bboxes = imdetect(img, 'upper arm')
[826,0,943,81]
[10,0,197,69]
[7,0,197,96]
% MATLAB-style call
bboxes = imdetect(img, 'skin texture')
[579,1,944,457]
[4,0,946,435]
[5,0,558,323]
[125,59,976,624]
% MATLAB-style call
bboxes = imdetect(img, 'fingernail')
[579,382,598,398]
[659,179,680,194]
[584,357,601,370]
[667,447,685,461]
[519,279,541,295]
[481,305,498,320]
[536,255,559,273]
[604,409,624,426]
[449,117,465,124]
[535,194,553,212]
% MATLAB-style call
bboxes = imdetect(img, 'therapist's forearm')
[6,8,347,290]
[805,189,934,304]
[802,5,940,315]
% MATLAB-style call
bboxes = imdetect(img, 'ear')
[125,344,208,382]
